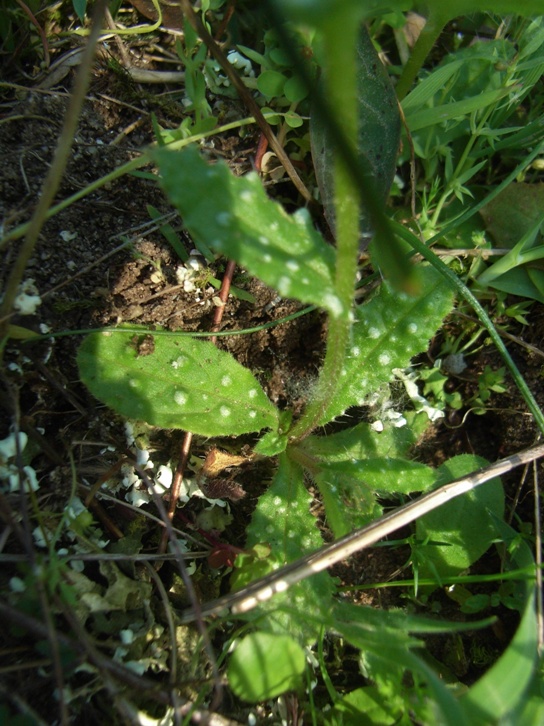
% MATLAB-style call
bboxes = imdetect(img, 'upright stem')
[289,15,360,441]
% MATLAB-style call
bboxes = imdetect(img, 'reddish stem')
[210,259,236,344]
[157,259,236,556]
[254,132,269,173]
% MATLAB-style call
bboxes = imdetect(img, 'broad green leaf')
[77,331,278,436]
[155,146,343,317]
[478,183,544,302]
[315,467,383,538]
[319,266,454,426]
[253,411,292,456]
[284,74,309,103]
[228,631,306,702]
[240,452,335,643]
[257,69,287,98]
[480,190,544,252]
[416,455,504,583]
[321,458,437,495]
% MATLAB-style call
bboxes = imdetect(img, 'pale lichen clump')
[11,278,42,315]
[0,432,39,493]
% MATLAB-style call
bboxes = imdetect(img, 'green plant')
[73,2,544,721]
[3,0,544,722]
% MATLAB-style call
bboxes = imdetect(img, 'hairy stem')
[289,13,360,441]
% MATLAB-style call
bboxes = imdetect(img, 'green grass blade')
[398,224,544,435]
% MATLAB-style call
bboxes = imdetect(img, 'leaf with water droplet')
[314,459,437,538]
[235,453,335,644]
[318,266,454,426]
[77,331,279,436]
[155,146,344,317]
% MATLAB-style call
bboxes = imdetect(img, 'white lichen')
[13,279,41,315]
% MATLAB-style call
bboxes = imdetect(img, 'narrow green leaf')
[146,204,188,262]
[314,458,436,537]
[401,60,464,111]
[77,331,278,436]
[301,420,418,463]
[332,600,471,725]
[461,523,538,723]
[319,266,454,426]
[416,455,504,582]
[155,146,343,317]
[405,88,512,132]
[228,631,306,702]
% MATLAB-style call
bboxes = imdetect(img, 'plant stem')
[289,14,360,442]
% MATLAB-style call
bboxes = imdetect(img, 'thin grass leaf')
[405,88,513,132]
[146,204,188,262]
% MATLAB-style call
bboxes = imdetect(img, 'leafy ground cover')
[1,1,544,723]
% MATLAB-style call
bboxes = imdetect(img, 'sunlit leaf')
[155,146,343,317]
[318,266,454,426]
[239,453,335,643]
[78,331,278,436]
[228,631,306,702]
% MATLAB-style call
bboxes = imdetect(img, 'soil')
[1,9,543,725]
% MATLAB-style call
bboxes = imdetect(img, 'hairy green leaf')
[155,146,343,317]
[311,25,401,245]
[301,419,419,463]
[318,266,454,426]
[314,458,436,537]
[77,331,278,436]
[240,453,335,643]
